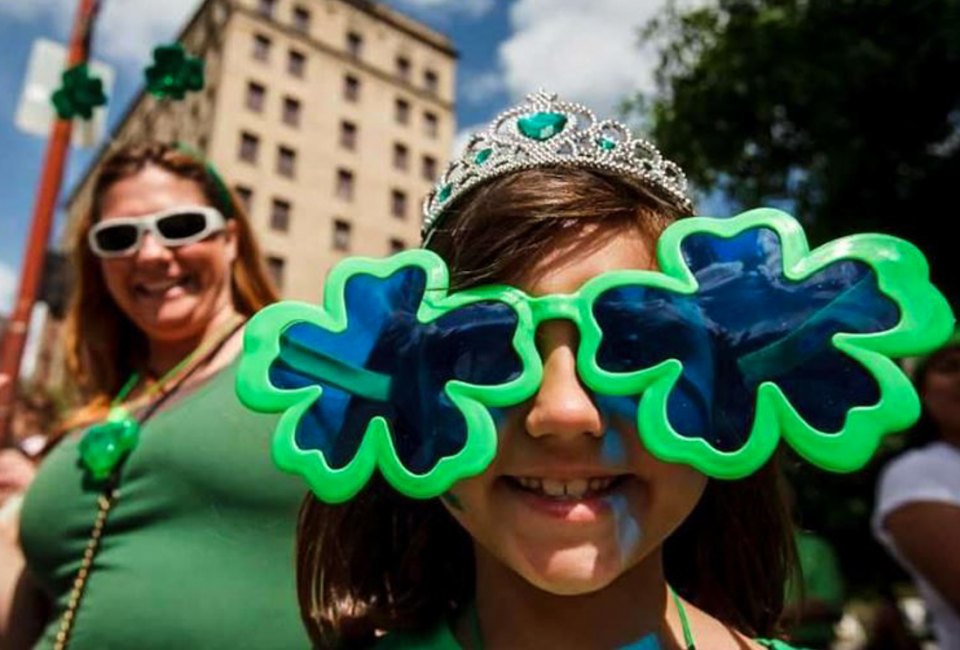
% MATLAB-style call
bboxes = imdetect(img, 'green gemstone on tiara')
[474,148,493,165]
[517,112,567,141]
[598,136,618,151]
[437,183,453,203]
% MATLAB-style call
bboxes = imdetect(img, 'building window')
[422,154,437,182]
[391,189,407,219]
[270,198,291,232]
[292,5,310,32]
[424,111,439,138]
[396,56,411,81]
[389,238,406,254]
[336,169,354,201]
[346,31,363,58]
[395,98,410,125]
[340,120,357,150]
[234,185,253,213]
[393,143,409,171]
[424,69,439,94]
[288,49,306,78]
[277,146,297,178]
[343,74,360,102]
[266,255,285,290]
[245,81,265,112]
[258,0,276,18]
[239,131,259,163]
[333,219,352,251]
[282,96,301,127]
[252,34,271,62]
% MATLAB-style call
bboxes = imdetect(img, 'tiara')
[421,90,694,242]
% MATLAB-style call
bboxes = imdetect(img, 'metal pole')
[0,0,100,445]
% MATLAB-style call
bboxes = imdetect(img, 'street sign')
[14,38,115,148]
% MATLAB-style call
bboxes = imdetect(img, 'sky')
[0,0,683,315]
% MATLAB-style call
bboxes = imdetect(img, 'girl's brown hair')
[59,141,277,432]
[297,168,797,647]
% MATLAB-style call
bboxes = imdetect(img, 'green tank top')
[20,360,311,649]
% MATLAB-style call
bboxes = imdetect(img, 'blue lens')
[593,227,900,452]
[268,267,523,476]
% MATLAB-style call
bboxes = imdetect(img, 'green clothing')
[20,361,310,649]
[374,621,807,649]
[784,530,845,646]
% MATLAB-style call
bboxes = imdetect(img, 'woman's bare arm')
[884,501,960,613]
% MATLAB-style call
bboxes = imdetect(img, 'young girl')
[240,91,951,649]
[294,92,799,650]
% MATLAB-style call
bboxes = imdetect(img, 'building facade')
[66,0,457,302]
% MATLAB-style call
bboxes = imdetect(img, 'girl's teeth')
[515,476,618,498]
[566,478,588,497]
[542,479,565,497]
[589,477,613,491]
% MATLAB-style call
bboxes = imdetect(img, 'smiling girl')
[287,94,803,650]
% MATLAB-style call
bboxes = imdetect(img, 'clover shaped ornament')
[238,251,540,501]
[144,44,205,100]
[238,210,954,501]
[576,209,954,478]
[51,63,107,120]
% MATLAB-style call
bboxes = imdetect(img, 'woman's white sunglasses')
[88,205,227,258]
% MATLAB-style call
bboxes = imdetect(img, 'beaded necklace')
[54,313,245,649]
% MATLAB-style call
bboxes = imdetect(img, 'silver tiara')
[421,90,694,241]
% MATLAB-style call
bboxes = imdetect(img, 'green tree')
[630,0,960,303]
[629,0,960,609]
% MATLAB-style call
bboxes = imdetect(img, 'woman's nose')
[136,232,173,261]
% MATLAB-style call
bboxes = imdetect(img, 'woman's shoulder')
[876,441,960,505]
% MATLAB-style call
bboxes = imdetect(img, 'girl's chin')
[514,544,624,596]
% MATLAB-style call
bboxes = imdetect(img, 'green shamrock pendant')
[78,407,140,481]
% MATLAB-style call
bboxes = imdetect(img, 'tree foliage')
[630,0,960,607]
[631,0,960,303]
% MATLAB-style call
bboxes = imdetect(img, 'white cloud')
[493,0,676,117]
[388,0,494,19]
[0,0,203,71]
[0,0,69,26]
[461,69,506,107]
[94,0,204,69]
[0,260,15,314]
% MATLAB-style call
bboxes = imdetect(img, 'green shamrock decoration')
[237,209,955,500]
[50,63,107,120]
[78,407,140,481]
[144,43,205,100]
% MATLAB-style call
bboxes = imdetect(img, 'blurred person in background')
[873,331,960,650]
[0,142,310,649]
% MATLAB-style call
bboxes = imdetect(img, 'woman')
[287,92,805,649]
[874,333,960,650]
[0,142,310,648]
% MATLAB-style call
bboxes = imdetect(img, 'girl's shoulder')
[756,640,809,650]
[371,624,809,650]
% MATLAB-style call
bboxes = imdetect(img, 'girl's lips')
[499,475,632,522]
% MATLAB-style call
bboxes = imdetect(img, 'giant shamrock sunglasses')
[237,209,954,502]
